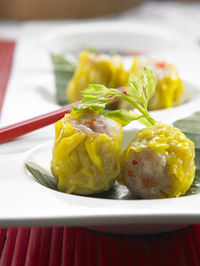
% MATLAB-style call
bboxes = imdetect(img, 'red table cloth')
[0,226,200,266]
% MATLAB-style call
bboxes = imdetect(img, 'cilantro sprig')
[73,67,157,126]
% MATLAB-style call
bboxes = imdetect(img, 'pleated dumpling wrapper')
[120,123,195,199]
[119,57,184,110]
[51,109,122,195]
[66,51,128,103]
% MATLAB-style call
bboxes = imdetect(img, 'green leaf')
[173,111,200,196]
[25,162,58,191]
[83,84,121,97]
[126,69,156,110]
[127,74,146,105]
[72,83,123,113]
[185,169,200,196]
[51,53,76,106]
[142,67,156,102]
[78,68,156,126]
[25,162,139,199]
[103,109,144,127]
[73,95,113,113]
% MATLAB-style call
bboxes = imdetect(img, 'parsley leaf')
[142,67,156,104]
[72,68,156,126]
[103,109,144,127]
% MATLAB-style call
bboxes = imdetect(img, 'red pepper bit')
[132,160,138,165]
[142,178,156,188]
[128,170,135,177]
[155,62,166,68]
[84,118,96,127]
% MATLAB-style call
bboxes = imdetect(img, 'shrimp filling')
[123,150,172,199]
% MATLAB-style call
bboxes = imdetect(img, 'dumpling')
[51,109,122,195]
[66,51,128,103]
[120,123,195,198]
[119,57,184,110]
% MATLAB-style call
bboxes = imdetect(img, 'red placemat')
[0,226,200,266]
[1,40,200,266]
[0,40,16,116]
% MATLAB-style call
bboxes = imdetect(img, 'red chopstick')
[0,102,78,144]
[0,87,125,144]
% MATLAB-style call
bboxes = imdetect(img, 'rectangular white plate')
[1,21,200,234]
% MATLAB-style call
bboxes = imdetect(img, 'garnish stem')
[121,94,156,125]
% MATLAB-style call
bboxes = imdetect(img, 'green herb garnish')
[73,67,156,126]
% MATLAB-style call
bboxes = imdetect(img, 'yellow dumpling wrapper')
[66,51,128,103]
[120,123,195,198]
[131,58,184,110]
[51,109,122,195]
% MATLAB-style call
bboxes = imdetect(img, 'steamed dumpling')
[66,51,128,103]
[119,57,184,110]
[51,109,122,195]
[120,123,195,198]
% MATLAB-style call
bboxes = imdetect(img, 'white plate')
[38,21,197,55]
[1,83,200,235]
[1,21,200,234]
[5,125,200,235]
